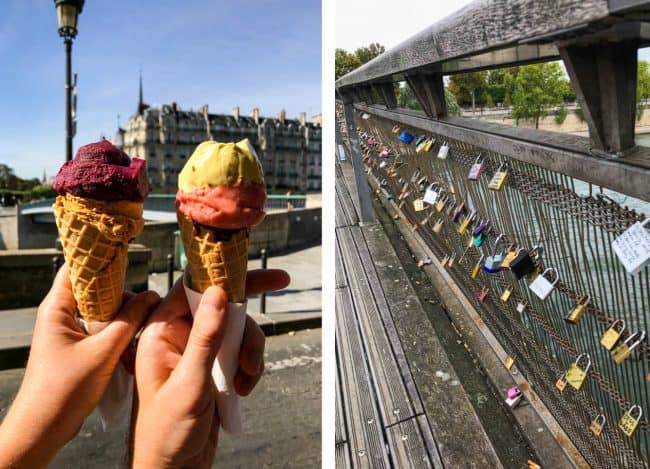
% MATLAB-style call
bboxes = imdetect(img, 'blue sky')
[0,0,322,180]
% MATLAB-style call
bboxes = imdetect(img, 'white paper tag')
[183,274,247,435]
[612,219,650,275]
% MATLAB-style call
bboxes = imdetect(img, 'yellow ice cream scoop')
[179,139,264,192]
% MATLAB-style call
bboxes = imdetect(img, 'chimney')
[277,110,286,125]
[232,106,240,121]
[249,108,260,124]
[299,112,306,126]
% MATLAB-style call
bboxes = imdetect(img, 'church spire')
[137,68,144,115]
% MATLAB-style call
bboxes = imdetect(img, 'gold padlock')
[458,211,476,236]
[555,373,567,392]
[488,163,509,190]
[565,353,591,391]
[471,255,484,279]
[435,197,447,212]
[447,253,456,268]
[564,294,591,324]
[501,244,518,269]
[619,405,643,437]
[590,414,606,437]
[611,331,646,364]
[413,198,425,212]
[433,219,444,234]
[501,287,513,303]
[600,320,626,351]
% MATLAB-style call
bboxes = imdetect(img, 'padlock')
[478,287,489,302]
[619,405,643,437]
[590,414,606,437]
[471,255,484,279]
[510,249,537,280]
[458,211,476,236]
[452,202,466,222]
[433,219,444,234]
[417,176,428,192]
[473,221,488,237]
[564,294,591,324]
[399,131,414,144]
[414,136,426,147]
[488,163,509,190]
[392,124,400,133]
[483,235,506,273]
[413,199,425,212]
[446,200,457,216]
[379,161,388,169]
[565,353,591,391]
[611,331,646,364]
[423,184,439,205]
[441,254,450,267]
[423,138,434,152]
[437,142,449,159]
[473,232,486,247]
[501,244,519,269]
[555,373,567,392]
[435,196,447,212]
[410,168,421,183]
[447,253,456,268]
[612,218,650,276]
[501,287,513,303]
[600,320,626,351]
[528,268,559,300]
[516,301,527,313]
[467,236,475,248]
[468,154,484,180]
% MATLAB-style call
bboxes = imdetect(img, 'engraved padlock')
[501,287,513,303]
[413,198,425,212]
[619,405,643,437]
[435,195,447,212]
[528,267,559,300]
[437,141,449,159]
[471,255,484,279]
[600,320,626,351]
[590,414,606,437]
[433,218,444,234]
[611,331,646,364]
[565,353,591,391]
[483,234,506,273]
[564,294,591,324]
[516,301,527,313]
[478,287,489,302]
[488,162,509,191]
[510,248,536,280]
[423,138,434,152]
[468,154,484,180]
[423,184,439,205]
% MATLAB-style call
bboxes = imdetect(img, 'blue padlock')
[483,234,506,273]
[399,131,414,144]
[473,232,486,247]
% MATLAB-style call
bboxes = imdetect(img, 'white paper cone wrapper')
[79,319,133,432]
[183,274,247,435]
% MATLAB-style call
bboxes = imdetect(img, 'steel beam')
[355,103,650,201]
[560,40,639,154]
[340,98,376,224]
[405,73,447,119]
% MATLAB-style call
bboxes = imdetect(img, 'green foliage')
[335,49,361,80]
[636,60,650,121]
[335,43,386,80]
[395,83,461,117]
[448,71,487,107]
[554,105,568,125]
[558,79,576,103]
[0,164,41,192]
[510,62,565,129]
[574,107,585,122]
[30,184,57,200]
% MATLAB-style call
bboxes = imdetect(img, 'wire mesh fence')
[339,104,650,468]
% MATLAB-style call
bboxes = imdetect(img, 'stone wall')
[0,245,150,310]
[0,208,17,250]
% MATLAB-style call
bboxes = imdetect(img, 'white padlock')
[529,267,559,300]
[437,142,449,159]
[423,184,439,205]
[612,219,650,276]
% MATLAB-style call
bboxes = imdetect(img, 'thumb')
[177,286,228,376]
[96,291,160,353]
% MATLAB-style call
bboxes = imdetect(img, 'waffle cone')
[53,194,145,322]
[177,213,249,303]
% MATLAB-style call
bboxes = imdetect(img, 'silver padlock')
[529,267,559,300]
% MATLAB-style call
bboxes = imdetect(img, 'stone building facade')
[114,94,321,194]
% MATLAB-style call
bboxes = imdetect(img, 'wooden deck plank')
[335,236,348,289]
[385,417,440,469]
[335,285,390,468]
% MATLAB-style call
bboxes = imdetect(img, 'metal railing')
[340,104,650,468]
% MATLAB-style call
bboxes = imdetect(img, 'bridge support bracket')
[405,73,447,119]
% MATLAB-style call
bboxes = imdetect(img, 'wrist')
[0,405,59,468]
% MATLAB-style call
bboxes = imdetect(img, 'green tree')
[448,71,488,109]
[485,69,508,106]
[395,83,461,116]
[636,60,650,121]
[558,79,576,103]
[511,62,564,129]
[354,43,385,65]
[335,48,361,80]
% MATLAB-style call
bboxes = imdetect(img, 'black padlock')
[510,249,536,280]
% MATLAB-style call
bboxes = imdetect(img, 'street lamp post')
[54,0,84,162]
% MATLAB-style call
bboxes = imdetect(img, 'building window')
[179,154,186,160]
